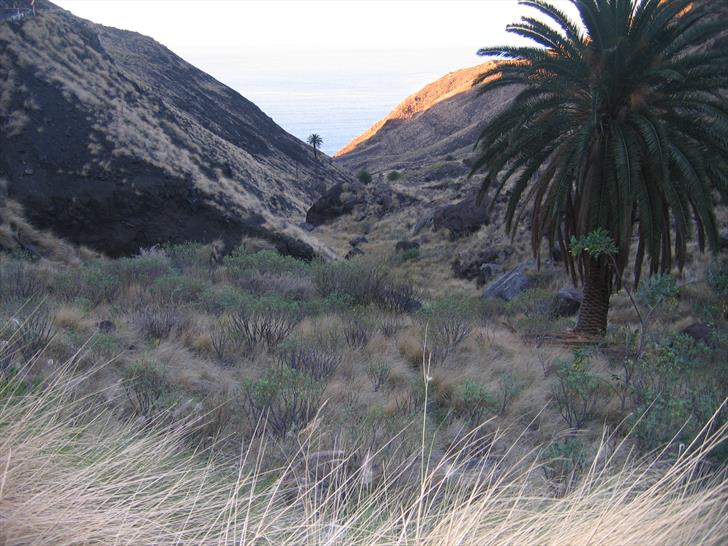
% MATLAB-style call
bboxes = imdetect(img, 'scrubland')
[1,241,727,544]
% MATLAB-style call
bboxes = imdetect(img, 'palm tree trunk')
[574,257,610,336]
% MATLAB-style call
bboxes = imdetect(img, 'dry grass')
[1,360,727,545]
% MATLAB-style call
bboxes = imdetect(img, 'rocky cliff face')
[0,1,351,258]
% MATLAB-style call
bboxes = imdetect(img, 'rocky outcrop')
[433,193,490,239]
[452,245,513,282]
[482,262,532,301]
[306,181,366,226]
[0,1,352,258]
[552,288,582,318]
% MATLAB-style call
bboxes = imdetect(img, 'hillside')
[334,60,513,175]
[0,1,352,258]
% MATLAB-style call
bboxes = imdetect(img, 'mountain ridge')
[0,0,351,258]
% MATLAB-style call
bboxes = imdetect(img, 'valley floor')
[1,241,727,544]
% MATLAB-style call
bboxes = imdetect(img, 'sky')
[52,1,580,153]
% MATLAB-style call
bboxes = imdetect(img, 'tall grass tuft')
[1,358,727,544]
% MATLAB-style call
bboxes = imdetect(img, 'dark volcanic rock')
[0,3,351,257]
[452,245,513,281]
[432,193,489,239]
[481,262,531,301]
[344,247,365,260]
[681,323,714,345]
[552,287,582,317]
[306,181,366,226]
[395,240,420,253]
[350,235,368,247]
[478,263,504,287]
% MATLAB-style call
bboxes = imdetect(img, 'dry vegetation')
[1,239,727,543]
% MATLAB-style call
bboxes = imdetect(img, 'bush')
[210,319,232,364]
[0,259,43,300]
[387,170,401,181]
[200,285,249,315]
[52,264,120,306]
[356,169,372,184]
[630,333,728,452]
[240,367,324,436]
[457,379,498,426]
[235,273,316,301]
[152,274,206,305]
[277,341,341,381]
[399,248,420,262]
[115,253,172,287]
[342,311,373,350]
[224,249,307,278]
[134,305,188,341]
[552,349,605,429]
[15,306,56,360]
[313,260,388,306]
[228,296,301,351]
[365,361,391,392]
[542,437,588,487]
[418,296,477,365]
[164,242,209,271]
[124,359,168,417]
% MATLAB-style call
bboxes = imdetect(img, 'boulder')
[432,193,489,239]
[477,263,504,287]
[552,287,582,317]
[350,235,368,247]
[452,245,513,281]
[344,247,365,260]
[681,322,714,345]
[481,262,532,301]
[306,181,366,226]
[395,240,420,253]
[97,320,116,333]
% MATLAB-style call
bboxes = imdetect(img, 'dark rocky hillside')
[0,1,351,258]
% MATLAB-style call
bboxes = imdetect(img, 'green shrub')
[240,367,324,436]
[399,248,420,262]
[90,333,122,358]
[224,249,306,278]
[200,285,249,315]
[458,379,498,426]
[365,361,391,392]
[631,333,727,453]
[115,254,172,287]
[542,437,588,486]
[164,242,209,271]
[387,170,401,181]
[124,359,168,417]
[152,274,206,305]
[52,264,119,305]
[356,169,372,184]
[552,349,605,429]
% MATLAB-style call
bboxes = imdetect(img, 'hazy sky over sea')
[54,1,580,154]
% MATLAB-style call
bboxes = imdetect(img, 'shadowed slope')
[0,1,351,258]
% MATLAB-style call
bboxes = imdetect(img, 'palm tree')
[307,133,323,160]
[471,0,728,336]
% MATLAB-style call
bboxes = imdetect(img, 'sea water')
[184,48,482,156]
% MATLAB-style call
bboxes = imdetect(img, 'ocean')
[184,48,482,156]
